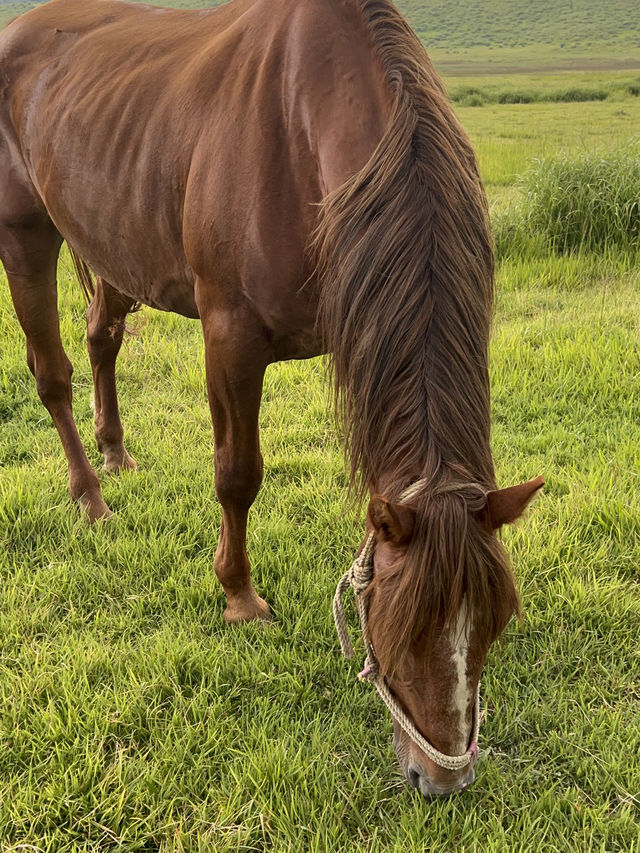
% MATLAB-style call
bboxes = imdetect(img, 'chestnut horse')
[0,0,543,795]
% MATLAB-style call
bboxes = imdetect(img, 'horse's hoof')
[77,492,114,523]
[103,445,137,473]
[223,593,271,624]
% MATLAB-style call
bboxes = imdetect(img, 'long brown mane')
[314,0,519,669]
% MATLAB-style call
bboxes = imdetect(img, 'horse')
[0,0,543,797]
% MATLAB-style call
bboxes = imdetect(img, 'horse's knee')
[35,359,73,409]
[215,454,264,510]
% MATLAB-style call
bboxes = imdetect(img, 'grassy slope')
[1,81,640,848]
[1,0,640,70]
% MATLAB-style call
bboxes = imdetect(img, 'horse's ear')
[368,496,415,545]
[485,476,545,529]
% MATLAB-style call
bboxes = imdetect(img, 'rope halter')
[333,496,481,773]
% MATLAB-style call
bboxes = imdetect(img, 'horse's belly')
[115,273,199,319]
[81,249,199,319]
[137,278,199,319]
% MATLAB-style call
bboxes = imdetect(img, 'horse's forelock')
[368,485,520,678]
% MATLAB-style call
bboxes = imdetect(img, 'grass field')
[1,12,640,853]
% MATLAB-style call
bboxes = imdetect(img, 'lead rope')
[333,530,480,772]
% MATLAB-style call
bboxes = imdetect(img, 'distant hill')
[1,0,639,72]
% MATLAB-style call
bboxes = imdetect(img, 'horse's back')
[0,0,391,344]
[0,0,248,313]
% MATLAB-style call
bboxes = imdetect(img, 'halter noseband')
[332,484,482,773]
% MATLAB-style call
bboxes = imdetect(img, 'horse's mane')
[314,0,519,669]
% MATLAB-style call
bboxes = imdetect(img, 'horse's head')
[363,476,543,797]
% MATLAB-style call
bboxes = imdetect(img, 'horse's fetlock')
[95,422,124,449]
[69,471,101,502]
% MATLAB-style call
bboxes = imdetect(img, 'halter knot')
[358,662,377,681]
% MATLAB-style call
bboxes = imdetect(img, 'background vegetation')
[1,0,639,851]
[493,143,640,259]
[449,71,640,106]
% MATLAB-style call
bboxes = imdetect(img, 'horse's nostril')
[407,765,421,789]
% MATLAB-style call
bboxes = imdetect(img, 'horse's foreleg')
[200,305,270,623]
[2,221,111,521]
[86,278,137,472]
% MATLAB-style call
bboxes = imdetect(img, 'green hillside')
[1,0,639,71]
[402,0,640,70]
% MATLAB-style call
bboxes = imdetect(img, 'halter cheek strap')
[333,530,481,773]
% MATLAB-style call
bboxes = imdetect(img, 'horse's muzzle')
[406,762,476,798]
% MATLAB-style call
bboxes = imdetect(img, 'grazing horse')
[0,0,543,796]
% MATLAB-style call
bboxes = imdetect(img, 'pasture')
[1,31,639,853]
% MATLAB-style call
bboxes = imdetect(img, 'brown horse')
[0,0,543,796]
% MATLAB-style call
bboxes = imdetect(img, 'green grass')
[2,253,639,852]
[451,94,640,195]
[494,144,640,259]
[448,71,640,106]
[2,44,640,853]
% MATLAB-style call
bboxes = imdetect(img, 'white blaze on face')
[449,600,472,755]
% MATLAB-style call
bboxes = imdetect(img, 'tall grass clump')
[448,83,628,107]
[495,142,640,259]
[548,86,608,102]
